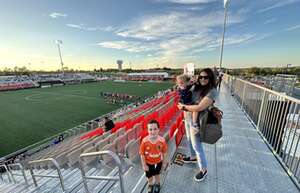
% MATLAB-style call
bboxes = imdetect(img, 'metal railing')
[7,163,28,185]
[223,74,300,185]
[0,164,12,182]
[79,150,125,193]
[28,158,65,192]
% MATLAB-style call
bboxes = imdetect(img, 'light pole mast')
[219,0,230,70]
[56,40,64,78]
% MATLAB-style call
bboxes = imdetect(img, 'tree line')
[1,66,299,78]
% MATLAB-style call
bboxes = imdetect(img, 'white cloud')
[258,0,300,13]
[185,6,205,10]
[154,0,217,4]
[264,18,277,24]
[49,12,67,18]
[66,23,115,32]
[108,10,247,60]
[285,24,300,31]
[116,11,242,41]
[99,9,269,64]
[66,24,83,30]
[97,41,161,53]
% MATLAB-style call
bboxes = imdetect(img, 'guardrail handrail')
[79,150,124,193]
[7,163,28,185]
[0,164,12,183]
[28,158,65,192]
[224,74,300,190]
[235,76,300,104]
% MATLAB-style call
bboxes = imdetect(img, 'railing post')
[79,162,89,193]
[241,83,246,108]
[8,163,28,185]
[28,158,65,192]
[79,150,125,193]
[0,164,12,183]
[51,158,65,192]
[29,166,38,187]
[257,90,266,130]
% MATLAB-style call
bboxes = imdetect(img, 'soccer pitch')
[0,81,172,157]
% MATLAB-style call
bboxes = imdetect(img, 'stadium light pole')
[219,0,230,70]
[56,40,64,78]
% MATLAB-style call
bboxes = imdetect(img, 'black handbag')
[198,107,223,144]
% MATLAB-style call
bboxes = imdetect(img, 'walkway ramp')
[161,85,299,193]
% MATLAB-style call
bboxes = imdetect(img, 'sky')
[0,0,299,71]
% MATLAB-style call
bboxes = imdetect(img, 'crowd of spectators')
[100,91,141,105]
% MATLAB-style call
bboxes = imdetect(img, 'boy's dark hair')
[148,119,160,128]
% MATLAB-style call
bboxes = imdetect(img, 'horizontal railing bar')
[33,174,59,178]
[84,175,119,181]
[236,77,300,104]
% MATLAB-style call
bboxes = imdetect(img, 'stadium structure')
[0,74,300,193]
[0,73,96,91]
[125,72,169,81]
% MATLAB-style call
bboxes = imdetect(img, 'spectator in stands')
[176,75,197,164]
[218,72,223,90]
[177,68,217,182]
[104,116,115,132]
[213,66,219,80]
[58,134,64,142]
[140,120,168,193]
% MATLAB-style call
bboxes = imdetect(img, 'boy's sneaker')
[153,184,160,193]
[147,184,153,193]
[182,157,197,163]
[194,170,207,182]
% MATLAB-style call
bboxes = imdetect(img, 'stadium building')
[125,72,169,81]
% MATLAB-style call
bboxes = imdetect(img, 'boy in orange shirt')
[139,119,168,193]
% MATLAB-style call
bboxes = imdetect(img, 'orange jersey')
[139,135,168,165]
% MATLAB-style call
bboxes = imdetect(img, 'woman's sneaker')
[194,170,207,182]
[153,184,160,193]
[182,157,197,163]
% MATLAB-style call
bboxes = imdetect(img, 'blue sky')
[0,0,299,70]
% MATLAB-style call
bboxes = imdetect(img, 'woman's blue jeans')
[190,123,208,170]
[184,112,196,158]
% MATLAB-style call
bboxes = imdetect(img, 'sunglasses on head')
[199,75,209,80]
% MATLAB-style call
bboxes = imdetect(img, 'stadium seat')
[115,127,125,137]
[95,137,110,151]
[126,128,136,142]
[125,139,140,164]
[82,146,97,165]
[114,134,128,155]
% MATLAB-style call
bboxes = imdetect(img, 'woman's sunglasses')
[198,75,209,80]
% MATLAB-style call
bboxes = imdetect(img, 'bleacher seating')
[0,90,183,193]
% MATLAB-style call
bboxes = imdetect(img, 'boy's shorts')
[145,162,162,178]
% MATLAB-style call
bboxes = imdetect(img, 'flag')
[224,0,229,8]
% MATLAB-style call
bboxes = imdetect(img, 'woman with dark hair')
[177,68,217,182]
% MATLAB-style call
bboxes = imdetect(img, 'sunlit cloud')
[66,23,115,32]
[264,18,277,24]
[97,41,161,53]
[154,0,217,4]
[66,24,83,29]
[285,24,300,31]
[116,11,243,41]
[258,0,300,13]
[106,10,248,62]
[49,12,67,18]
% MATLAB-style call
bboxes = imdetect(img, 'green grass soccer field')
[0,81,173,157]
